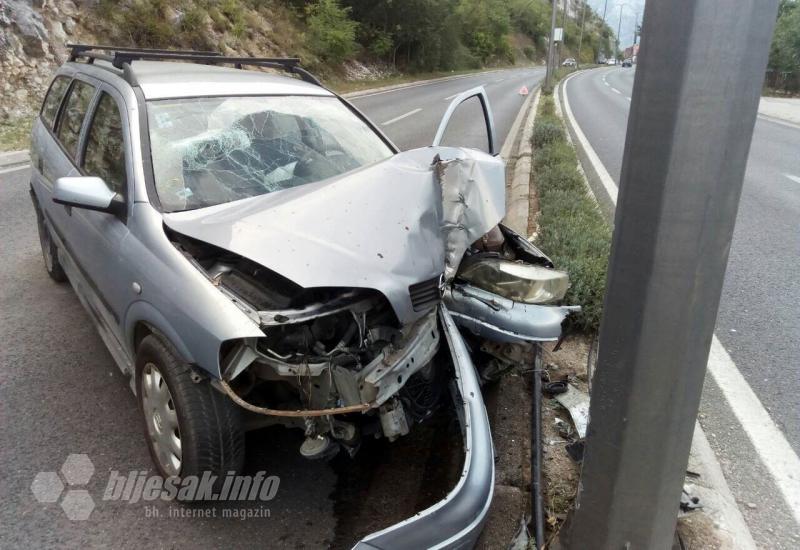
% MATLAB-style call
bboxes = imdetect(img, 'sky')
[587,0,647,49]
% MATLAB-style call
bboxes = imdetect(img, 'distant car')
[622,58,633,67]
[606,58,617,65]
[562,58,576,67]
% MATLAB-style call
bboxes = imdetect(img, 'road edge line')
[341,67,526,99]
[556,70,760,549]
[0,149,30,170]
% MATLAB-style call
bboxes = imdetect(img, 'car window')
[147,96,394,212]
[41,76,71,129]
[83,93,127,197]
[56,80,96,160]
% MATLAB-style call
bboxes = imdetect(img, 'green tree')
[306,0,359,64]
[509,0,550,44]
[769,0,800,72]
[456,0,512,63]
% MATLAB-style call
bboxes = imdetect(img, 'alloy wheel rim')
[141,362,182,477]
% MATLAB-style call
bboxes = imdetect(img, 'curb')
[502,87,541,236]
[0,149,30,171]
[476,85,544,548]
[556,69,757,550]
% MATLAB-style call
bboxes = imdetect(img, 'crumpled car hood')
[163,146,505,324]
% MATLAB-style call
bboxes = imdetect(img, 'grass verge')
[0,117,33,153]
[532,93,611,332]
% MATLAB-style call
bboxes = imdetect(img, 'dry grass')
[0,116,33,152]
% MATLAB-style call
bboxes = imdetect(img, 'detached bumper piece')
[353,307,495,550]
[444,284,580,343]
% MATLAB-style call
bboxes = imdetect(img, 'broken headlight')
[458,259,570,304]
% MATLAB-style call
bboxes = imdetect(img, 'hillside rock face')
[0,0,92,120]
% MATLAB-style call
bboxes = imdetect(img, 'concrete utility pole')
[601,0,609,56]
[616,3,628,59]
[565,0,780,547]
[576,1,588,67]
[545,0,559,90]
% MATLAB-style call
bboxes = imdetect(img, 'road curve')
[565,66,800,549]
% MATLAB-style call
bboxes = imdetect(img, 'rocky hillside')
[0,1,612,151]
[0,0,81,121]
[0,0,313,123]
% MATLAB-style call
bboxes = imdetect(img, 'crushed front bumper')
[353,306,495,550]
[444,284,580,343]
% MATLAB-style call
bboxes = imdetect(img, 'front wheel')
[135,334,245,496]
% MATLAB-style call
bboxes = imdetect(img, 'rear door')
[39,78,97,250]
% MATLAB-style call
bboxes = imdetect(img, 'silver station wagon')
[29,44,576,548]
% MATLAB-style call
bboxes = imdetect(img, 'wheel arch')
[125,302,196,368]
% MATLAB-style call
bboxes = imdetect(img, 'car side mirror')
[53,176,125,216]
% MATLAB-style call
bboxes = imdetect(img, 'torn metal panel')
[554,384,591,439]
[435,154,506,282]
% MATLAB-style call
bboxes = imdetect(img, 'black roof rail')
[65,43,322,87]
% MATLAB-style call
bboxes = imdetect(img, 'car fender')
[124,300,196,367]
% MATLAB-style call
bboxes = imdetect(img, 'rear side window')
[83,93,127,196]
[56,80,95,160]
[41,76,71,129]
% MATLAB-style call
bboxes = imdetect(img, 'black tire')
[135,334,245,499]
[33,204,67,283]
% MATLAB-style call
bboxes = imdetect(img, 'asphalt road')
[565,66,800,549]
[350,67,545,153]
[0,66,544,548]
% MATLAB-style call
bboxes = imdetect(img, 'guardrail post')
[565,0,779,547]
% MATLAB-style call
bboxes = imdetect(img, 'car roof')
[70,59,334,100]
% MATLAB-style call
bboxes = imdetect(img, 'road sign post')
[544,0,559,91]
[565,0,780,547]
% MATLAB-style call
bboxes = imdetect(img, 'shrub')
[523,45,536,60]
[306,0,359,64]
[532,96,611,332]
[532,119,565,148]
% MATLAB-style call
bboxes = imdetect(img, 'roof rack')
[66,44,323,87]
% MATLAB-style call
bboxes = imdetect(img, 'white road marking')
[784,173,800,184]
[0,164,30,176]
[443,84,486,101]
[757,114,800,130]
[381,108,422,126]
[561,74,618,203]
[707,338,800,524]
[611,87,622,95]
[626,97,631,102]
[562,69,800,525]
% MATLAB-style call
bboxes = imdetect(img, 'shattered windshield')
[147,96,394,212]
